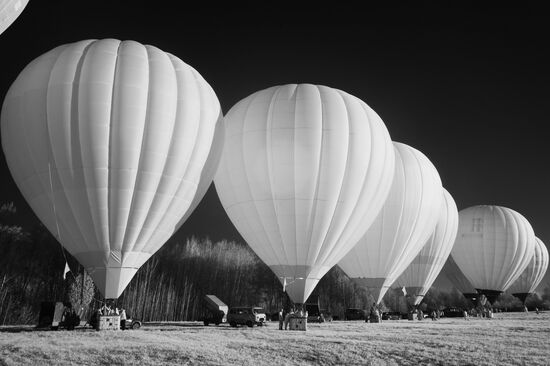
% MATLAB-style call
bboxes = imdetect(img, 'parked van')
[227,307,266,327]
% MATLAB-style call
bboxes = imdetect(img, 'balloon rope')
[47,155,105,310]
[47,163,78,283]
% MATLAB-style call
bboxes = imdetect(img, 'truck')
[201,295,228,326]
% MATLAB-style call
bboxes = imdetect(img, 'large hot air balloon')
[441,254,478,302]
[339,142,443,304]
[395,188,458,306]
[214,84,395,304]
[0,0,29,35]
[507,237,549,303]
[451,205,536,303]
[1,39,222,299]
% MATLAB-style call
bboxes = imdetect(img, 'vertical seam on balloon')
[131,50,181,254]
[316,90,356,267]
[384,144,407,284]
[500,208,513,290]
[308,86,348,270]
[390,146,429,286]
[66,40,98,255]
[291,84,299,270]
[264,86,290,274]
[173,78,223,230]
[303,85,323,272]
[218,98,266,263]
[44,43,93,256]
[142,63,208,250]
[333,101,381,269]
[240,88,285,268]
[107,40,124,258]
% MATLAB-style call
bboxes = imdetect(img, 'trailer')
[201,295,228,326]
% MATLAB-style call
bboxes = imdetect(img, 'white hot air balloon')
[396,188,458,306]
[451,205,536,303]
[507,237,549,303]
[339,142,443,304]
[441,254,478,302]
[214,84,395,304]
[0,0,29,35]
[1,39,222,299]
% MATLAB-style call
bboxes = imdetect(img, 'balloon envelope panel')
[214,84,395,303]
[1,39,222,298]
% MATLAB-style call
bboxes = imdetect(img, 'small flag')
[401,286,407,296]
[63,262,70,279]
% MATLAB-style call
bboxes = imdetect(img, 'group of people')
[278,307,308,330]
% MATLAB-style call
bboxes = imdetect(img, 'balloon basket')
[289,317,307,331]
[96,315,120,331]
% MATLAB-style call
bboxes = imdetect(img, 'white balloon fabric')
[507,237,549,299]
[1,39,222,298]
[339,142,443,304]
[396,188,459,305]
[451,206,536,294]
[214,84,395,303]
[441,254,478,298]
[0,0,29,35]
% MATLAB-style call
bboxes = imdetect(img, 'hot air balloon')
[451,205,536,303]
[507,237,549,303]
[1,39,222,299]
[441,254,478,303]
[214,84,395,304]
[0,0,29,35]
[395,188,458,306]
[339,142,443,304]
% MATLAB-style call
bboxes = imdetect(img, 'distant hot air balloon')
[214,84,395,304]
[0,0,29,35]
[339,142,443,304]
[395,188,458,306]
[507,237,549,303]
[451,205,536,303]
[1,39,222,299]
[441,254,478,302]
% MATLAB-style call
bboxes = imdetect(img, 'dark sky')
[1,2,549,286]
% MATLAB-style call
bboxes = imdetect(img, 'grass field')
[0,312,549,365]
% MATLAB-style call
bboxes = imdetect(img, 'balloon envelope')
[1,39,222,298]
[451,205,536,295]
[339,142,443,303]
[441,254,478,299]
[0,0,29,35]
[507,237,549,300]
[396,188,459,305]
[214,84,395,303]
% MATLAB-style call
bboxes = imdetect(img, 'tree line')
[1,202,549,325]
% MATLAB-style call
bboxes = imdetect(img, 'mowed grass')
[0,312,549,366]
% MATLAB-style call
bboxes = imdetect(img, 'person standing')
[120,308,127,330]
[278,308,284,330]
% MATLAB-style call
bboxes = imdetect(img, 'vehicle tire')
[246,321,254,328]
[203,320,209,326]
[132,322,141,330]
[230,322,237,327]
